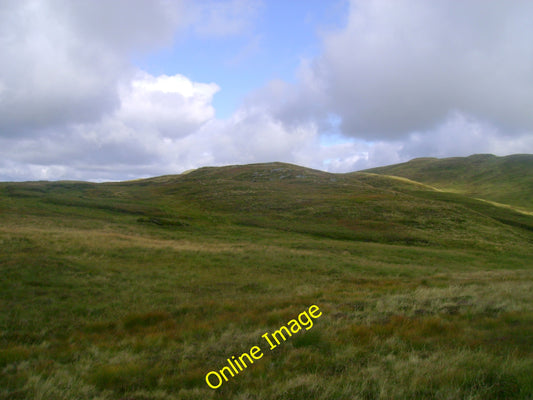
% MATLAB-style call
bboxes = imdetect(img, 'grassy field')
[365,153,533,212]
[1,160,532,399]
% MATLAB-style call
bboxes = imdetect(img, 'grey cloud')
[399,113,533,160]
[243,60,329,128]
[55,0,184,53]
[310,0,533,139]
[1,125,158,167]
[0,0,185,136]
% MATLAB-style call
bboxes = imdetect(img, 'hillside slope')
[364,154,533,211]
[3,161,530,249]
[1,161,533,399]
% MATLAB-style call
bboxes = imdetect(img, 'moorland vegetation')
[1,155,532,399]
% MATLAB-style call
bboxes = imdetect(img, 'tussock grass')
[1,162,532,399]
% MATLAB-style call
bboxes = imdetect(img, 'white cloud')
[0,70,220,181]
[117,72,219,138]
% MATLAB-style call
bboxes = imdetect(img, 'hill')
[364,154,533,211]
[1,161,533,399]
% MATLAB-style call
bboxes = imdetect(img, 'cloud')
[399,112,533,160]
[196,108,319,165]
[55,0,184,53]
[217,0,533,175]
[0,81,338,181]
[226,0,533,173]
[0,70,220,180]
[0,0,251,181]
[189,0,262,37]
[308,0,533,139]
[1,0,533,182]
[0,0,185,136]
[117,72,219,138]
[0,0,266,181]
[242,59,329,127]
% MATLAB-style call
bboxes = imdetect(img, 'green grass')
[365,153,533,211]
[1,161,532,399]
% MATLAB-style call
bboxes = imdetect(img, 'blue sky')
[1,0,533,181]
[135,1,348,118]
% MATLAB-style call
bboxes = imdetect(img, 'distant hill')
[2,160,532,249]
[364,154,533,211]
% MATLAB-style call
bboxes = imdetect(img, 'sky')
[1,0,533,181]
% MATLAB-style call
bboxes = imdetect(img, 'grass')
[1,161,532,399]
[365,153,533,211]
